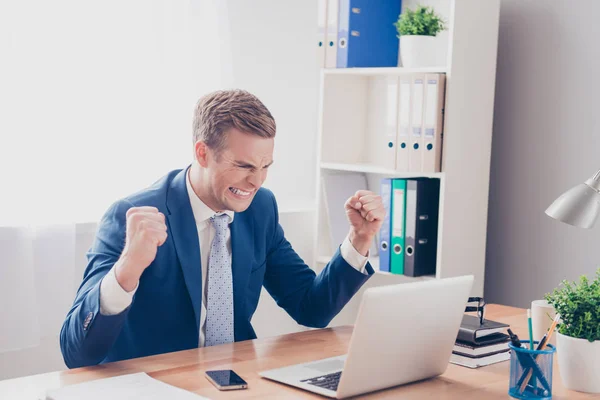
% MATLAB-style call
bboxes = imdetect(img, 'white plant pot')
[557,332,600,393]
[399,35,443,68]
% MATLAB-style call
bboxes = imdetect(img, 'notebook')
[450,350,510,369]
[42,372,210,400]
[456,315,509,344]
[453,338,510,357]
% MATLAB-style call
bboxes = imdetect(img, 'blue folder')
[379,178,392,272]
[337,0,402,68]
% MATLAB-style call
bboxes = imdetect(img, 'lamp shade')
[545,172,600,229]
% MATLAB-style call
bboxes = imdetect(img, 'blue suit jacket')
[60,167,374,368]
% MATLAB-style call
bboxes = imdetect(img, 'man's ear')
[195,141,209,167]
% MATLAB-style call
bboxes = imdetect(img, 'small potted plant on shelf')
[545,268,600,393]
[394,5,446,68]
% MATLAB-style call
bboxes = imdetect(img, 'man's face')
[199,128,274,213]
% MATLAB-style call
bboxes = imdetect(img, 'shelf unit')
[312,0,501,297]
[320,162,444,179]
[323,66,448,76]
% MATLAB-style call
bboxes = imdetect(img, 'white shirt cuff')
[99,266,138,315]
[340,235,369,274]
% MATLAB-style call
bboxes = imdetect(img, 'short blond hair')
[193,89,276,155]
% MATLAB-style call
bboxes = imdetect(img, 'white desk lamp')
[545,170,600,228]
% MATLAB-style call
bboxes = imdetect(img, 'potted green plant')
[394,5,447,68]
[545,269,600,393]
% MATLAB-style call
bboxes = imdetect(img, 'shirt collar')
[186,168,234,225]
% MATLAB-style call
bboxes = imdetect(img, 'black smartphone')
[205,369,248,391]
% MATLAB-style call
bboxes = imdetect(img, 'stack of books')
[450,315,511,368]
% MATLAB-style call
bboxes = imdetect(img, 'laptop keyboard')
[300,371,342,392]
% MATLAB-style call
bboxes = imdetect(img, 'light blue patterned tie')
[205,214,235,347]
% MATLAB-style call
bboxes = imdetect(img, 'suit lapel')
[230,211,254,339]
[166,167,202,332]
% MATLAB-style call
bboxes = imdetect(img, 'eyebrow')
[234,160,274,169]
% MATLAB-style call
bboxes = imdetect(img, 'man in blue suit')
[60,89,383,368]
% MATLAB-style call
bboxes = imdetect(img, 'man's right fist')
[115,206,168,292]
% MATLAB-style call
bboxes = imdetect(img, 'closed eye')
[234,161,274,170]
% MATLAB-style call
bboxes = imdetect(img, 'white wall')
[484,0,600,307]
[0,0,318,223]
[225,0,320,209]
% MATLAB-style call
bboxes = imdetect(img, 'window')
[0,0,233,225]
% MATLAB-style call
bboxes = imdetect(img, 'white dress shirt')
[99,170,369,346]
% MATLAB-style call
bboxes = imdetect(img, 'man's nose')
[247,170,263,188]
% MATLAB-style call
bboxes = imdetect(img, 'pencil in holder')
[508,340,555,399]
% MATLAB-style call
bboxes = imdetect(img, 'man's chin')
[224,197,253,213]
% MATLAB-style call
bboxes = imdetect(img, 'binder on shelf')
[409,75,425,172]
[404,178,440,277]
[370,76,399,170]
[390,179,406,275]
[396,77,412,172]
[317,0,327,68]
[421,74,446,172]
[378,178,392,272]
[325,0,339,68]
[336,0,401,68]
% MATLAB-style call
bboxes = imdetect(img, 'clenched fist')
[344,190,385,256]
[115,206,168,292]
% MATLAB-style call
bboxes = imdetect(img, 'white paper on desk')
[44,372,210,400]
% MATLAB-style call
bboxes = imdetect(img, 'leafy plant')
[545,268,600,342]
[394,5,447,37]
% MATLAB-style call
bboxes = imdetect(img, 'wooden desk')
[0,304,596,399]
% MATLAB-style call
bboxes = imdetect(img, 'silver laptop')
[259,275,474,399]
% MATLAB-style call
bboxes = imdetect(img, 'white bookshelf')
[323,66,448,76]
[313,0,501,297]
[321,162,444,179]
[316,255,435,280]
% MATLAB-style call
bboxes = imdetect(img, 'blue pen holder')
[508,340,555,399]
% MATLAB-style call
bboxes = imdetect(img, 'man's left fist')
[344,190,385,256]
